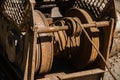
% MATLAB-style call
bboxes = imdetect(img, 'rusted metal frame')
[100,19,115,69]
[36,68,104,80]
[59,68,104,80]
[36,21,110,33]
[23,29,37,80]
[101,19,118,80]
[29,28,37,80]
[24,28,37,80]
[23,0,36,80]
[23,33,30,80]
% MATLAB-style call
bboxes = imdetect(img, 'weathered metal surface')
[0,0,117,80]
[63,8,100,68]
[24,10,54,80]
[36,21,110,33]
[33,10,53,73]
[36,68,104,80]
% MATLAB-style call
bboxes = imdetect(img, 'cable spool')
[52,17,82,56]
[16,10,54,74]
[33,10,54,73]
[63,8,100,68]
[53,20,67,52]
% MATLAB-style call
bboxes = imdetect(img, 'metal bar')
[29,28,37,80]
[36,26,68,33]
[24,28,38,80]
[23,39,30,80]
[82,21,110,28]
[59,68,104,80]
[36,21,110,33]
[36,68,104,80]
[102,19,118,80]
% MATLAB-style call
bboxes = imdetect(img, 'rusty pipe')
[35,21,110,33]
[35,26,68,33]
[82,21,110,28]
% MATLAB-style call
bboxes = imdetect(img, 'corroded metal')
[63,8,100,68]
[33,10,53,73]
[0,0,117,80]
[35,21,110,33]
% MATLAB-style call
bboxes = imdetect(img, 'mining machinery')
[0,0,117,80]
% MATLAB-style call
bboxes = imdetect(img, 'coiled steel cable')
[51,17,81,54]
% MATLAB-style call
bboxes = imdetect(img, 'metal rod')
[82,21,110,28]
[36,68,104,80]
[60,68,104,80]
[36,21,110,33]
[36,26,68,33]
[30,29,37,80]
[23,33,30,80]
